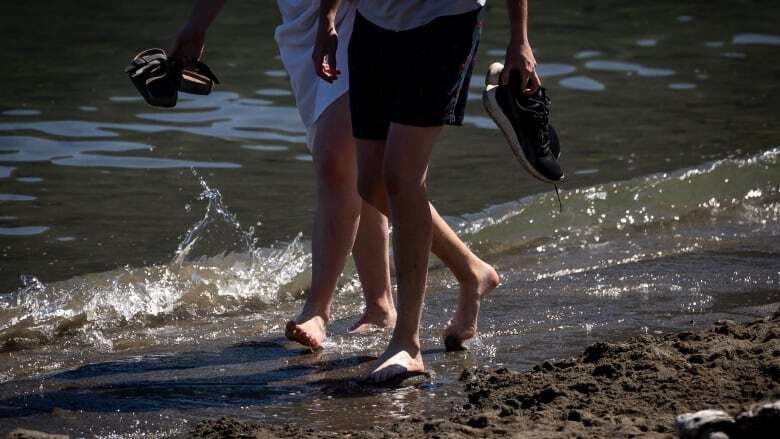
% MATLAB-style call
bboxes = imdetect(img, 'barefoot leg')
[349,201,396,333]
[360,124,438,383]
[286,94,360,349]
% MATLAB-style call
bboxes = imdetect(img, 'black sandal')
[125,48,220,108]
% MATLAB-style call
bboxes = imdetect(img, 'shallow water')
[1,0,780,436]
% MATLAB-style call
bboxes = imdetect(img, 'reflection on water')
[535,63,577,77]
[559,76,605,91]
[668,82,697,90]
[574,50,602,59]
[733,33,780,45]
[0,193,36,201]
[0,165,13,178]
[585,60,675,77]
[15,177,42,183]
[1,109,41,117]
[636,38,658,47]
[0,226,49,236]
[0,136,240,169]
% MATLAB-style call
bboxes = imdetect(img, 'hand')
[500,40,541,94]
[312,20,340,83]
[169,22,206,67]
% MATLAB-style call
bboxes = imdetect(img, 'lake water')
[1,0,779,436]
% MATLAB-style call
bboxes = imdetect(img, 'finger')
[499,66,510,86]
[312,53,330,82]
[525,71,542,94]
[521,69,530,92]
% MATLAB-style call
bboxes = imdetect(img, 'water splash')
[0,173,310,352]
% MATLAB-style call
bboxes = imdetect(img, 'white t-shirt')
[357,0,486,31]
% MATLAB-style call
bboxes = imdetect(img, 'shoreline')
[189,310,780,438]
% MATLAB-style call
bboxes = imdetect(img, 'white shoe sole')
[483,84,561,184]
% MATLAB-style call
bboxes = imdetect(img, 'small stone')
[466,416,489,429]
[593,363,622,379]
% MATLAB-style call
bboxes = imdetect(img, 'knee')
[382,164,424,198]
[316,151,354,191]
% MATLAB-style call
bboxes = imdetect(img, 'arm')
[502,0,541,94]
[312,0,343,82]
[169,0,227,63]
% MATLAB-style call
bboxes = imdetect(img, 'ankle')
[298,306,330,323]
[364,296,396,317]
[388,334,421,353]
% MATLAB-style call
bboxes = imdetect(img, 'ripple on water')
[241,145,290,152]
[574,50,602,59]
[676,15,693,23]
[78,106,98,112]
[668,83,697,90]
[109,96,143,103]
[574,168,600,176]
[559,76,605,92]
[0,226,49,236]
[16,177,43,183]
[255,88,292,97]
[0,136,240,169]
[56,236,78,242]
[294,154,313,162]
[732,33,780,46]
[585,60,675,77]
[2,109,41,116]
[704,41,724,48]
[0,193,36,201]
[721,52,747,59]
[536,63,577,77]
[54,154,241,169]
[636,39,657,47]
[264,69,288,78]
[0,165,14,178]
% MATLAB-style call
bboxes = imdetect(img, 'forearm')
[319,0,343,28]
[506,0,529,44]
[186,0,226,32]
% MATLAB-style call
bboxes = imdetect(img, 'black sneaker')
[483,62,563,183]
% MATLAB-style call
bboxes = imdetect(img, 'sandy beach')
[189,310,780,438]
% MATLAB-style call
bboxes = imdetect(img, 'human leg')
[285,94,361,349]
[363,123,439,382]
[349,201,396,333]
[357,146,499,350]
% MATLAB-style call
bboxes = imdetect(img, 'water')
[1,0,780,436]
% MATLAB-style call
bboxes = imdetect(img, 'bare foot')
[444,261,500,351]
[285,314,327,350]
[348,306,397,334]
[363,340,425,384]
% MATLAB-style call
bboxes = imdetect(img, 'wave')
[1,148,778,352]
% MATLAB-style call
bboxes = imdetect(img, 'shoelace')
[515,94,552,156]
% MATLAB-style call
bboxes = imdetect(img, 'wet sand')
[190,310,780,438]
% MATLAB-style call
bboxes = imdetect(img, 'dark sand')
[189,310,780,438]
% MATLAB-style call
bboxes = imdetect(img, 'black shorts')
[347,8,482,140]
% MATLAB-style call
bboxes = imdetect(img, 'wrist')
[509,35,530,46]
